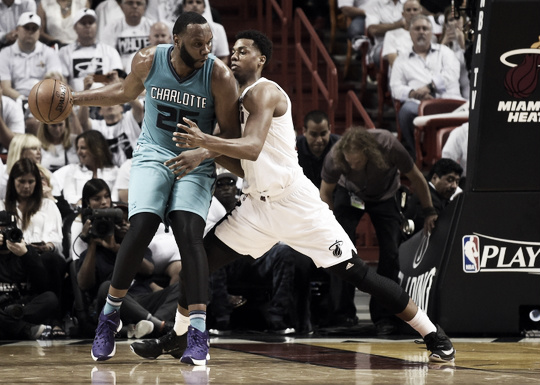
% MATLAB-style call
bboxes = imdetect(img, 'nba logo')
[463,235,480,273]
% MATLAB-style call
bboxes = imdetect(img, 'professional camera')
[80,207,124,239]
[0,211,23,249]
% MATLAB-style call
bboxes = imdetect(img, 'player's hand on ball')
[174,118,205,148]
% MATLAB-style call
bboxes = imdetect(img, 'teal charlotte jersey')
[127,45,217,222]
[141,44,216,158]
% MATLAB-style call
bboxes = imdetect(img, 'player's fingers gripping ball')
[28,78,73,124]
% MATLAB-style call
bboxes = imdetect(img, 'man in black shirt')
[296,110,340,188]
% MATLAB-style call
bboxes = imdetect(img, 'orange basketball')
[28,79,73,124]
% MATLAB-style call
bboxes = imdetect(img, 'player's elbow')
[244,143,263,161]
[244,150,260,161]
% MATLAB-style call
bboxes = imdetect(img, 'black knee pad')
[327,254,409,315]
[327,254,370,284]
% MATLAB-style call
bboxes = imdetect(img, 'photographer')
[0,211,58,340]
[0,158,67,336]
[73,179,176,338]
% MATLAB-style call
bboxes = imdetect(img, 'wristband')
[422,206,437,217]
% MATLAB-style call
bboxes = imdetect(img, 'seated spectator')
[390,14,462,160]
[338,0,371,43]
[0,210,58,340]
[0,158,67,335]
[182,0,230,65]
[99,0,153,73]
[37,118,79,173]
[441,121,468,179]
[54,130,118,206]
[36,0,90,46]
[439,5,470,99]
[78,84,143,167]
[364,0,406,69]
[0,133,62,199]
[403,158,462,237]
[148,20,172,45]
[37,163,72,220]
[74,181,176,338]
[0,0,37,49]
[381,0,423,68]
[59,8,124,93]
[147,0,214,26]
[0,83,25,153]
[0,12,62,135]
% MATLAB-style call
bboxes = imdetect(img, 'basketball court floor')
[1,331,539,384]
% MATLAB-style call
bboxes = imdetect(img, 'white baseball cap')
[17,12,41,28]
[73,8,97,27]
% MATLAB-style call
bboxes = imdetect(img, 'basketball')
[28,78,73,124]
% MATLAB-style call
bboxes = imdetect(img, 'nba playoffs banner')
[398,0,540,334]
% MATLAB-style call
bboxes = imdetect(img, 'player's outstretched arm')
[173,82,280,161]
[72,47,154,107]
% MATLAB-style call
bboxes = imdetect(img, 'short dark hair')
[173,11,207,36]
[428,158,463,180]
[304,110,329,127]
[235,30,273,65]
[82,179,111,209]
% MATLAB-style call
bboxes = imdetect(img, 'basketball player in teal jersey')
[72,12,241,365]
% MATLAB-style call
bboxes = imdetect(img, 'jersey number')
[156,104,199,132]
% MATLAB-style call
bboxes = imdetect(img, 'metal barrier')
[345,90,375,130]
[294,8,338,130]
[257,0,293,93]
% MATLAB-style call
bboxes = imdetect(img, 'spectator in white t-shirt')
[99,0,153,73]
[59,8,124,93]
[77,72,143,167]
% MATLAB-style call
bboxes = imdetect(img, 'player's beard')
[180,43,198,69]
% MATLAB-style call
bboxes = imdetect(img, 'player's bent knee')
[327,253,409,315]
[326,253,370,285]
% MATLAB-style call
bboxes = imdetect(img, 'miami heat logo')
[329,240,343,257]
[500,37,540,98]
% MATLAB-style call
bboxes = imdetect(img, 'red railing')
[345,90,375,130]
[257,0,293,93]
[294,8,338,130]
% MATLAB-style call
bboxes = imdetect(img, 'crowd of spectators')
[0,0,470,340]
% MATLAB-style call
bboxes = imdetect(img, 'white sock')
[174,309,190,336]
[406,308,437,338]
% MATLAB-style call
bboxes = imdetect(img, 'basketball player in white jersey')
[133,29,456,364]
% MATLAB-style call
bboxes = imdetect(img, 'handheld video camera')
[79,207,124,239]
[0,211,23,249]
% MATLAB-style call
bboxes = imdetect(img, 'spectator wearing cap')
[0,0,37,49]
[0,12,61,134]
[59,8,124,93]
[37,0,90,47]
